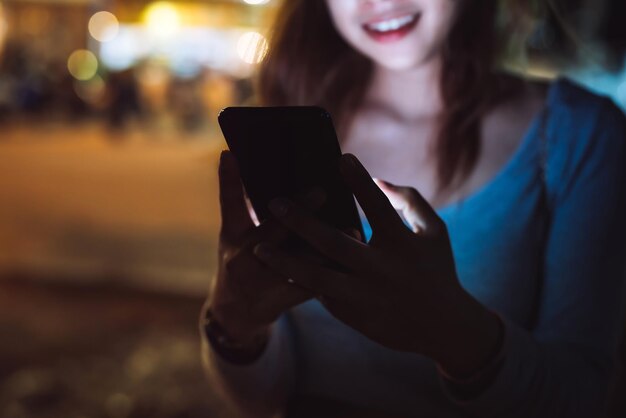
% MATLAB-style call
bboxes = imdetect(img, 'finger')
[374,179,445,236]
[225,250,313,324]
[225,247,305,297]
[297,186,327,211]
[241,187,328,249]
[249,267,314,318]
[339,154,404,235]
[245,196,260,226]
[240,218,288,250]
[267,198,371,271]
[343,227,363,242]
[256,278,314,315]
[219,151,254,239]
[254,242,356,301]
[243,187,325,228]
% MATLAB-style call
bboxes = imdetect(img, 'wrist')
[207,302,271,344]
[202,307,271,364]
[436,310,506,400]
[432,291,504,378]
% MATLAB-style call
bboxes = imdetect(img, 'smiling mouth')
[362,13,421,43]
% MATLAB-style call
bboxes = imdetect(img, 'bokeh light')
[144,2,180,38]
[67,50,99,81]
[236,31,268,64]
[74,75,107,106]
[88,11,119,43]
[243,0,271,5]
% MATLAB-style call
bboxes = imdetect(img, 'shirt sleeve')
[441,96,626,417]
[200,313,296,418]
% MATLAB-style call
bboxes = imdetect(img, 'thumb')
[373,179,438,235]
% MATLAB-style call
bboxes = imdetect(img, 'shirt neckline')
[434,79,560,215]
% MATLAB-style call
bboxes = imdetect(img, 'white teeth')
[365,14,416,33]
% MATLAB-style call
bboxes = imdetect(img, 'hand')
[253,154,502,376]
[206,151,320,346]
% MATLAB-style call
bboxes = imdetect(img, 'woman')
[200,1,626,417]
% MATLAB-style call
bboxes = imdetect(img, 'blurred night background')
[0,1,625,417]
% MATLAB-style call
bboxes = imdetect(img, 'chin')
[368,52,429,72]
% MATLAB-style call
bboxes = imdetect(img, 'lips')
[362,13,421,43]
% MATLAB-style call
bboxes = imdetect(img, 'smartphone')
[218,106,363,241]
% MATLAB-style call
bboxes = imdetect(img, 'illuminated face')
[325,0,460,71]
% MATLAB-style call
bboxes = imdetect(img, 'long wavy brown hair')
[258,0,532,194]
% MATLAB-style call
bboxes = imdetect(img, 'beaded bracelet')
[202,308,269,365]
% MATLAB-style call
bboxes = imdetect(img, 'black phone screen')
[218,106,363,239]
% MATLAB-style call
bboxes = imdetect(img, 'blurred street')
[0,278,234,418]
[0,121,224,295]
[0,122,235,418]
[0,1,268,414]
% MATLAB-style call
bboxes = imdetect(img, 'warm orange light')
[143,2,180,38]
[0,4,7,46]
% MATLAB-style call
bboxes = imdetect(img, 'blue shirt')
[206,78,626,417]
[282,80,626,417]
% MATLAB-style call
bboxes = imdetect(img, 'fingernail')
[340,154,360,176]
[268,198,290,217]
[254,243,272,259]
[344,154,358,167]
[374,179,393,190]
[339,156,353,176]
[352,228,363,242]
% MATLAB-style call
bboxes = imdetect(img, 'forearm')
[200,310,296,418]
[439,315,616,418]
[421,288,616,416]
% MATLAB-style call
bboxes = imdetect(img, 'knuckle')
[223,250,248,276]
[223,257,238,275]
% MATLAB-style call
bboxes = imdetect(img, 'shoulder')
[544,78,626,199]
[547,77,626,132]
[545,77,626,153]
